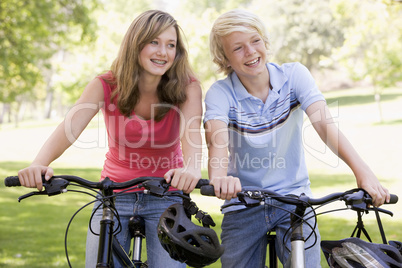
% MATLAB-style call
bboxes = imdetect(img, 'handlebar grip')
[195,179,210,188]
[388,194,398,204]
[4,176,21,187]
[200,185,216,196]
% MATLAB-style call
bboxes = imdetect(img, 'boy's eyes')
[233,39,261,52]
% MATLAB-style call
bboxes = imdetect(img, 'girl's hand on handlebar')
[18,165,54,191]
[210,176,242,200]
[164,168,201,194]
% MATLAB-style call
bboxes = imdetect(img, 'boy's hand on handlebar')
[210,176,242,200]
[18,165,54,191]
[357,172,390,207]
[164,168,201,194]
[361,182,390,207]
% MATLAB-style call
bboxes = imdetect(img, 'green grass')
[0,163,97,268]
[1,86,401,267]
[1,163,401,267]
[323,87,402,107]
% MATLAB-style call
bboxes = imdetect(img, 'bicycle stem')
[289,205,307,268]
[97,188,115,268]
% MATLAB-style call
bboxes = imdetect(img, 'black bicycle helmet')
[321,237,402,268]
[157,203,224,268]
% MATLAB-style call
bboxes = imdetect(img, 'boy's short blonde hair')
[210,9,271,75]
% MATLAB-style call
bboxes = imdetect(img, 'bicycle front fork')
[97,202,115,267]
[129,215,146,266]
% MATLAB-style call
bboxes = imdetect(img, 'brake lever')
[18,191,46,202]
[343,190,394,216]
[373,207,393,217]
[17,178,69,202]
[238,191,263,207]
[142,179,169,197]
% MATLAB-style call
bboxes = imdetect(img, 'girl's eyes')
[150,40,176,48]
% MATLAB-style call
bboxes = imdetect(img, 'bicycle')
[4,175,221,268]
[199,185,402,268]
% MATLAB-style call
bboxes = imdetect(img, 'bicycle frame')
[4,175,212,268]
[267,233,278,268]
[97,187,146,268]
[200,186,399,268]
[287,205,308,268]
[265,207,309,268]
[96,186,137,268]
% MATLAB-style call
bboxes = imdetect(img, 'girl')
[18,10,202,267]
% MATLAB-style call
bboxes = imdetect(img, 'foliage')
[332,0,402,91]
[172,0,253,89]
[250,0,345,70]
[38,0,158,104]
[0,0,98,103]
[1,0,402,122]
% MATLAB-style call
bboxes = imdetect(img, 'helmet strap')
[182,196,216,228]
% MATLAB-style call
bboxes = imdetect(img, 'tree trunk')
[18,101,27,122]
[0,103,4,124]
[373,82,383,123]
[43,67,55,119]
[44,89,54,119]
[374,93,383,123]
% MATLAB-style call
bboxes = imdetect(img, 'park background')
[1,0,401,267]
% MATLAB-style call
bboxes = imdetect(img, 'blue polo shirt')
[204,62,325,211]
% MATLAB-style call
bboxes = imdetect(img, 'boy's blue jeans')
[220,198,321,268]
[85,192,186,268]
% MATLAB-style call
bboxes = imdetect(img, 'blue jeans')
[220,199,321,268]
[85,192,186,268]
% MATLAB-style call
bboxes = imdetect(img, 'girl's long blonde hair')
[107,10,194,120]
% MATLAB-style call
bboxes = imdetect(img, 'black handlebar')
[4,176,21,187]
[200,184,398,206]
[4,175,212,203]
[4,175,211,189]
[199,184,215,196]
[4,175,398,207]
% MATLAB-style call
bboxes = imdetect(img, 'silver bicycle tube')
[289,206,307,268]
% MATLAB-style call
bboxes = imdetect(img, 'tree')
[171,0,253,90]
[49,0,155,104]
[249,0,345,71]
[333,0,402,122]
[0,0,97,122]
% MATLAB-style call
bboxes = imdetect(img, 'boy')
[204,9,390,267]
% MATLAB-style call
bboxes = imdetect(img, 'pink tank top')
[98,73,184,185]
